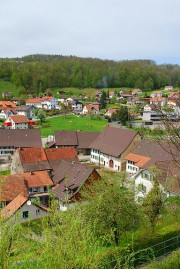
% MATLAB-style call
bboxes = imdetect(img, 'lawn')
[39,115,108,137]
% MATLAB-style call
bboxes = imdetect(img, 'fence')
[98,235,180,268]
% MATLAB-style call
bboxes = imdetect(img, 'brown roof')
[155,161,180,194]
[16,105,35,111]
[52,160,99,201]
[127,139,176,169]
[0,129,42,148]
[23,171,54,188]
[54,130,100,149]
[90,126,139,157]
[0,175,28,202]
[77,131,100,149]
[9,115,29,123]
[45,147,78,160]
[54,130,78,146]
[0,194,28,219]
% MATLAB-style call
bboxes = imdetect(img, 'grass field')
[39,114,108,137]
[0,79,23,97]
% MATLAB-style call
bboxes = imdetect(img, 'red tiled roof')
[150,97,166,102]
[23,171,54,188]
[45,147,78,160]
[26,98,41,103]
[0,101,16,108]
[41,96,54,101]
[19,147,48,163]
[0,194,28,219]
[0,107,17,114]
[9,115,29,123]
[85,104,99,111]
[0,175,28,202]
[125,153,151,168]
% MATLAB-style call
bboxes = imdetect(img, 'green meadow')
[39,114,108,137]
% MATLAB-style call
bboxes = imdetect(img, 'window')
[138,184,147,193]
[36,209,40,215]
[142,172,152,181]
[22,211,29,218]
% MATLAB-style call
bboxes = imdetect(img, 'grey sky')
[1,0,180,64]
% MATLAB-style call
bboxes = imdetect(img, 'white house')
[16,105,35,119]
[132,89,142,95]
[164,86,173,91]
[26,97,58,110]
[1,194,47,223]
[133,161,180,202]
[82,104,100,115]
[125,139,176,175]
[90,126,141,172]
[0,108,17,119]
[150,91,163,98]
[26,98,42,108]
[71,100,83,112]
[150,97,167,107]
[41,96,58,110]
[4,115,29,129]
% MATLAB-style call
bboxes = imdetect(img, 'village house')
[150,97,167,107]
[142,104,161,122]
[0,107,17,119]
[26,98,42,108]
[150,90,163,98]
[4,115,29,129]
[0,194,47,223]
[0,170,54,207]
[168,91,180,99]
[105,108,118,117]
[52,160,101,210]
[71,100,83,112]
[132,89,142,95]
[133,160,180,202]
[124,139,179,201]
[82,104,100,115]
[23,171,54,205]
[90,126,141,172]
[120,90,132,98]
[164,86,173,91]
[26,96,58,110]
[124,139,177,174]
[11,146,78,174]
[16,105,35,119]
[0,129,42,156]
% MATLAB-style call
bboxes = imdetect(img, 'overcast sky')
[1,0,180,64]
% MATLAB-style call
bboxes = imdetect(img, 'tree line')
[0,54,180,96]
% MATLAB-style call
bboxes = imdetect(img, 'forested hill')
[0,54,180,95]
